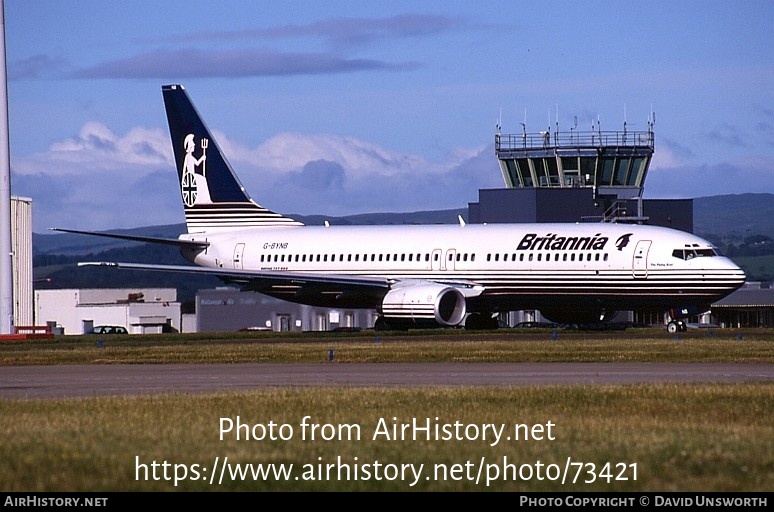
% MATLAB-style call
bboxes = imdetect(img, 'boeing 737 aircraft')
[55,85,746,332]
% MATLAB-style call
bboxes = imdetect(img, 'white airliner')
[55,84,746,332]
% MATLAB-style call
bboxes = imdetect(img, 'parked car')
[87,325,128,334]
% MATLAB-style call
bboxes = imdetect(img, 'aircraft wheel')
[485,315,500,329]
[465,313,482,330]
[374,317,389,331]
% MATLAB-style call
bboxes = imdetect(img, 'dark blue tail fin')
[162,84,302,233]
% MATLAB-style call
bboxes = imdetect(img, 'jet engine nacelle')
[379,283,467,327]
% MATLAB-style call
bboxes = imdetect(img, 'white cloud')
[227,131,456,177]
[230,133,495,215]
[14,123,172,176]
[12,121,494,231]
[649,139,694,170]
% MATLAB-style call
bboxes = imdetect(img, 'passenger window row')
[487,252,609,262]
[258,251,609,264]
[260,253,433,263]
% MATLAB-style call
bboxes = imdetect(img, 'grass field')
[2,327,773,365]
[1,328,772,492]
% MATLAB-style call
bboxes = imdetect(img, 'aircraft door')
[432,249,443,271]
[446,249,457,271]
[233,243,245,269]
[632,240,651,278]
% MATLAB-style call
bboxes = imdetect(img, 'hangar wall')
[196,287,376,332]
[11,196,32,328]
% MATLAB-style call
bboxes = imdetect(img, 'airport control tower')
[496,120,653,207]
[470,116,692,232]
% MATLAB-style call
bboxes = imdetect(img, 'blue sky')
[5,0,774,232]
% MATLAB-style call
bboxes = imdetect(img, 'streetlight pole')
[0,0,14,335]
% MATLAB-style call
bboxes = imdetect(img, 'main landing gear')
[372,312,501,330]
[464,312,499,330]
[667,320,687,333]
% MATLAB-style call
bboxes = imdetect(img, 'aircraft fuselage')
[181,222,745,322]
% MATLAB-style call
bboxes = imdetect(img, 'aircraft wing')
[78,261,390,286]
[77,261,483,308]
[79,261,392,308]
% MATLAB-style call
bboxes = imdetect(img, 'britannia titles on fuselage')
[516,233,609,252]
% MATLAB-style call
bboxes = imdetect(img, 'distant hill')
[693,193,774,240]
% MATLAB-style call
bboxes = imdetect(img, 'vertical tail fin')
[162,84,302,233]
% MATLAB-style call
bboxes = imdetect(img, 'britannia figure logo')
[180,134,211,207]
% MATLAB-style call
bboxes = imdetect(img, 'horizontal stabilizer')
[50,228,209,249]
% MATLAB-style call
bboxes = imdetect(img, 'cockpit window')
[672,248,718,260]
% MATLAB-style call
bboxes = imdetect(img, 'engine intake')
[380,284,466,327]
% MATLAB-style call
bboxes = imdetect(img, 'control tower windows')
[503,159,518,187]
[535,158,561,187]
[502,158,536,188]
[628,157,646,187]
[613,157,629,185]
[517,159,533,187]
[533,158,546,186]
[494,127,653,193]
[561,156,580,186]
[545,158,559,186]
[580,157,595,185]
[601,157,615,185]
